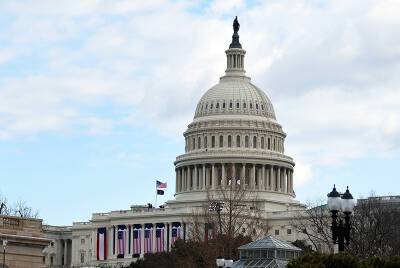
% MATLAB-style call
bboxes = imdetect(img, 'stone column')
[290,169,293,193]
[152,224,157,253]
[270,166,274,191]
[241,164,245,187]
[211,164,216,189]
[140,225,145,257]
[168,223,172,251]
[232,163,236,186]
[251,164,256,189]
[277,167,281,191]
[188,166,192,190]
[221,163,226,187]
[175,169,178,193]
[164,222,168,252]
[261,165,265,190]
[202,164,206,190]
[194,165,198,190]
[181,168,185,191]
[64,239,68,265]
[179,168,182,192]
[283,168,288,193]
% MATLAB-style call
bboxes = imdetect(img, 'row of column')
[175,164,293,194]
[227,53,244,70]
[104,222,184,259]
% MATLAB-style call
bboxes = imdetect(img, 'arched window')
[243,102,246,108]
[261,104,264,110]
[216,102,219,108]
[219,135,223,147]
[236,102,239,108]
[256,103,259,110]
[210,103,213,109]
[205,103,208,109]
[253,136,257,148]
[268,137,271,149]
[261,137,265,149]
[236,135,241,147]
[250,103,253,109]
[197,137,201,149]
[204,136,208,148]
[192,137,196,150]
[223,102,226,108]
[273,138,276,150]
[228,135,232,147]
[212,136,215,148]
[229,102,233,108]
[245,136,249,148]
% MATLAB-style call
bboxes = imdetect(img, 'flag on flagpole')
[156,180,167,189]
[157,189,164,195]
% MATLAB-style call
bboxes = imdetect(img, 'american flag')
[156,226,165,252]
[171,225,181,244]
[156,180,167,189]
[133,226,141,255]
[117,225,126,258]
[97,227,107,261]
[144,226,153,253]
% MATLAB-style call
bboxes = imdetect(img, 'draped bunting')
[97,227,107,261]
[117,225,126,258]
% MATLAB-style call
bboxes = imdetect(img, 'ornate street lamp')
[327,185,356,252]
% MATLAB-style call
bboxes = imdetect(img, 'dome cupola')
[194,17,276,121]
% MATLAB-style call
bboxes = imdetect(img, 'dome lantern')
[225,16,246,77]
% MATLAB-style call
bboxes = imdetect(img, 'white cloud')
[293,161,313,187]
[0,0,399,188]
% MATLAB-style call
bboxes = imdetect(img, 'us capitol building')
[42,18,305,267]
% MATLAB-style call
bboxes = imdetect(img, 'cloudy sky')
[0,0,399,225]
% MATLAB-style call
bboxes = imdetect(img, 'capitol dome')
[171,17,300,211]
[194,77,276,120]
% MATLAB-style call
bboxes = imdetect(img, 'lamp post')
[327,185,355,252]
[209,201,224,235]
[2,239,7,268]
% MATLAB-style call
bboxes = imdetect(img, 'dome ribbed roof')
[194,77,276,120]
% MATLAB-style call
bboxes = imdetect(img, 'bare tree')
[13,199,39,218]
[0,194,39,218]
[188,180,270,258]
[290,199,334,253]
[0,194,11,215]
[348,195,400,258]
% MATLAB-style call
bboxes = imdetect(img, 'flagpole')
[155,189,158,208]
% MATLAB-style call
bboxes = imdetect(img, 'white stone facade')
[50,20,308,267]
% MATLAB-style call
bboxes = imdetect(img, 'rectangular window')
[81,252,85,263]
[287,229,292,235]
[275,229,279,235]
[219,135,223,147]
[212,136,215,148]
[81,238,85,244]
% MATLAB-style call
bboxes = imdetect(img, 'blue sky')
[0,0,399,225]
